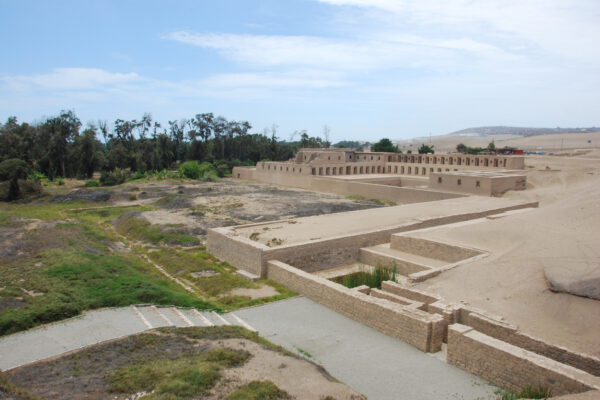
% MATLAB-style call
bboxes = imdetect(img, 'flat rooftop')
[230,196,537,247]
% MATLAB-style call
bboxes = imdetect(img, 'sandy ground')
[234,195,534,247]
[398,131,600,153]
[413,151,600,356]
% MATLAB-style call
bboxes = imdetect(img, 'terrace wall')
[447,324,600,396]
[266,260,446,352]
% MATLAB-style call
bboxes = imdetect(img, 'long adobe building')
[234,148,526,197]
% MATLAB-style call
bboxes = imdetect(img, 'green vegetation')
[456,142,497,155]
[226,381,291,400]
[371,138,400,153]
[418,143,434,154]
[146,247,296,310]
[346,195,396,206]
[108,347,250,399]
[0,246,215,336]
[114,214,199,246]
[84,179,99,187]
[495,385,552,400]
[0,158,31,200]
[296,348,313,358]
[0,111,330,200]
[340,265,397,289]
[179,161,220,181]
[1,326,306,399]
[0,203,218,336]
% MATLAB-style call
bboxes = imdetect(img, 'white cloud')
[164,30,510,73]
[2,68,141,92]
[318,0,600,65]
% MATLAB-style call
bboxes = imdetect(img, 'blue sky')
[1,0,599,142]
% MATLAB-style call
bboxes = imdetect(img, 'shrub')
[179,161,202,179]
[84,179,100,187]
[0,158,31,201]
[27,171,46,182]
[100,168,128,186]
[179,161,219,181]
[340,265,396,289]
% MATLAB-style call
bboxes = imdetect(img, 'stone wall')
[266,260,446,352]
[206,228,265,277]
[429,172,526,196]
[460,308,600,377]
[447,324,600,396]
[390,235,482,263]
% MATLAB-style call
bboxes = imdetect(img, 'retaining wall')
[378,282,600,376]
[250,169,464,204]
[447,324,600,396]
[390,235,482,263]
[266,260,446,352]
[460,308,600,377]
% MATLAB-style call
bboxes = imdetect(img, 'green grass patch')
[495,385,552,400]
[346,195,396,206]
[226,381,291,400]
[107,343,250,399]
[146,248,296,310]
[0,248,217,336]
[338,265,397,289]
[108,356,221,399]
[68,205,153,224]
[115,215,199,246]
[0,201,105,220]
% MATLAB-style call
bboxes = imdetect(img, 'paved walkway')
[0,305,254,371]
[1,298,497,399]
[236,297,497,400]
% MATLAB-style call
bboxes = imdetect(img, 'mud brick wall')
[267,260,445,352]
[447,324,600,396]
[460,310,600,377]
[359,247,430,275]
[390,235,481,263]
[206,228,265,276]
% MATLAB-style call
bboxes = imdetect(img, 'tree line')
[0,111,339,181]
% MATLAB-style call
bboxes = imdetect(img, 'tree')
[418,144,434,154]
[456,143,467,154]
[322,124,331,148]
[371,138,399,153]
[0,159,30,201]
[74,128,104,178]
[487,141,496,152]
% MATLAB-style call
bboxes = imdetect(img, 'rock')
[544,262,600,300]
[52,189,110,203]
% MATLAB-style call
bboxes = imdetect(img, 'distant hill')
[448,126,600,137]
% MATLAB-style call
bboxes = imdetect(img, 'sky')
[0,0,599,142]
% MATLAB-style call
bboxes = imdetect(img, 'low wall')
[250,169,464,204]
[460,308,600,377]
[390,235,482,263]
[267,260,445,352]
[206,228,265,277]
[447,324,600,396]
[232,166,256,180]
[359,247,430,275]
